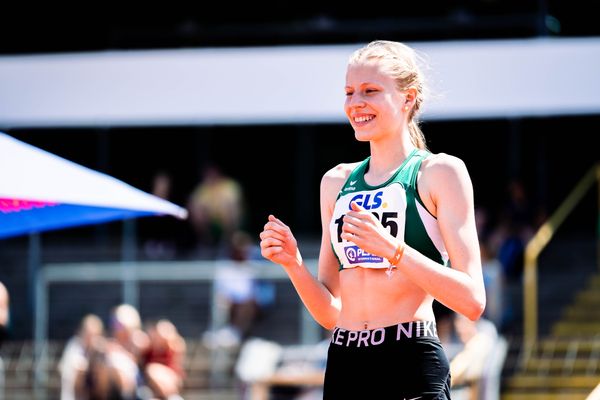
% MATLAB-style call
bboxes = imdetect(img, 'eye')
[345,91,354,97]
[365,88,379,94]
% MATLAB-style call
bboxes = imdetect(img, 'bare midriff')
[336,266,435,330]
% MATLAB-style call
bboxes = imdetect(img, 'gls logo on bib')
[349,191,383,210]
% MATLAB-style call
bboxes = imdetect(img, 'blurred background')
[0,2,599,399]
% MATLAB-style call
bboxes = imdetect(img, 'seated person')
[450,314,498,399]
[74,337,124,400]
[107,304,148,399]
[140,319,186,400]
[59,314,104,400]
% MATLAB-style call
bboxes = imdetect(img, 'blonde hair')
[112,304,141,331]
[348,40,429,150]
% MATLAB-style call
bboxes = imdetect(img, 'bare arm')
[260,166,347,329]
[409,154,486,319]
[341,154,485,320]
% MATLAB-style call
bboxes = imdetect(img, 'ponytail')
[408,119,427,150]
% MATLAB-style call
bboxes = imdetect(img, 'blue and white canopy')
[0,132,187,239]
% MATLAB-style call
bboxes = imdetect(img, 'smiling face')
[344,62,407,142]
[345,40,428,149]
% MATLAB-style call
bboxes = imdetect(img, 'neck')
[368,129,415,177]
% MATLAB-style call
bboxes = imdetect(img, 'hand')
[340,202,397,260]
[260,215,303,269]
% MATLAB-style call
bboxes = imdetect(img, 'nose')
[346,94,366,109]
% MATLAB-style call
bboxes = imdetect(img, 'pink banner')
[0,198,58,213]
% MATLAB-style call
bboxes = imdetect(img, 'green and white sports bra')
[329,148,449,271]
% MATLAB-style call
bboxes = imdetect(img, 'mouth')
[352,114,376,126]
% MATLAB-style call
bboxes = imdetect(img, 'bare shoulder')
[320,162,361,204]
[420,152,473,207]
[421,152,470,182]
[321,162,361,189]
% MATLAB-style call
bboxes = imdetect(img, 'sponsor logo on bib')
[344,245,383,264]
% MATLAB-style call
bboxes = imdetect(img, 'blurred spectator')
[107,304,148,400]
[480,241,505,330]
[187,163,246,258]
[140,319,186,400]
[74,336,124,400]
[488,179,535,281]
[152,170,172,201]
[504,179,535,236]
[142,170,178,260]
[59,314,105,400]
[205,231,270,348]
[485,179,538,334]
[433,301,462,361]
[450,314,499,400]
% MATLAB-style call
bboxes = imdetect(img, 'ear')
[404,87,418,108]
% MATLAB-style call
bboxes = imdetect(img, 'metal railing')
[523,162,600,349]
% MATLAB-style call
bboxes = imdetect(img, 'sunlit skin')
[260,62,485,331]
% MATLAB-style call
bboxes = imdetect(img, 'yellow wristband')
[388,242,405,267]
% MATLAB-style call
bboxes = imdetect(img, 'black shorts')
[323,320,451,400]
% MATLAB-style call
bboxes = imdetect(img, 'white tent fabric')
[1,38,600,129]
[0,132,187,238]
